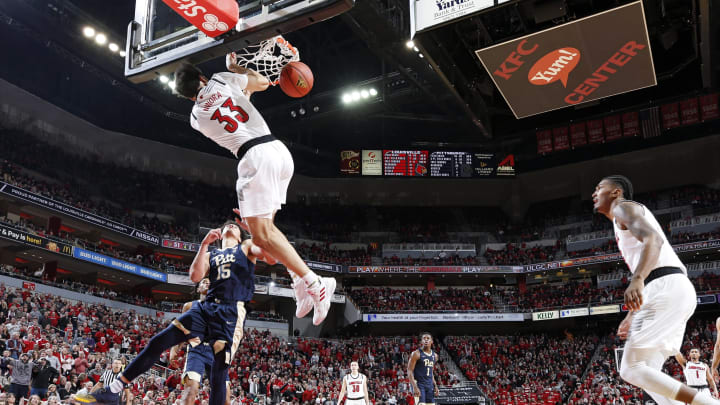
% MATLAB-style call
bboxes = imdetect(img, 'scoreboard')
[341,150,516,178]
[383,150,428,176]
[430,151,474,177]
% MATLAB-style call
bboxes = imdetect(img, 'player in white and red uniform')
[676,348,718,398]
[338,361,369,405]
[592,175,719,405]
[173,55,335,325]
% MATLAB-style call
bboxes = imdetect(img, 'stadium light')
[351,91,360,101]
[119,50,126,57]
[159,75,169,84]
[168,81,176,89]
[413,46,419,52]
[419,53,424,58]
[108,43,119,52]
[83,26,95,38]
[342,93,352,104]
[369,88,378,96]
[95,33,107,45]
[405,40,414,49]
[360,90,369,98]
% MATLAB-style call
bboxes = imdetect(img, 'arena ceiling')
[0,0,717,176]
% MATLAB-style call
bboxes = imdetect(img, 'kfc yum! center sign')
[476,1,656,118]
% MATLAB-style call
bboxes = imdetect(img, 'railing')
[566,229,613,243]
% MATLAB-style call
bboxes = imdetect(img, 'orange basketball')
[279,61,314,98]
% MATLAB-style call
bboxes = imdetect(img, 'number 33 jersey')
[207,244,255,303]
[190,72,272,157]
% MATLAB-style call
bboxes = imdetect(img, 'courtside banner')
[73,247,167,282]
[524,239,720,272]
[590,304,620,315]
[0,182,160,245]
[0,223,73,256]
[532,310,559,321]
[162,239,201,252]
[349,265,523,274]
[476,1,656,118]
[436,386,488,404]
[560,308,590,318]
[306,261,344,273]
[363,313,524,322]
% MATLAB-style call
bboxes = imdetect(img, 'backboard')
[125,0,354,83]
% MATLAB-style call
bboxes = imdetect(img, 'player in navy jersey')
[81,222,275,405]
[169,278,231,405]
[408,333,440,405]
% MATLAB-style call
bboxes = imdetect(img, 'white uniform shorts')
[625,273,696,356]
[345,399,366,405]
[235,140,294,219]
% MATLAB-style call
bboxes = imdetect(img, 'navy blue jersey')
[413,349,435,386]
[206,244,255,302]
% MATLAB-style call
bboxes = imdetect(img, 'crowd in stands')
[566,240,619,258]
[294,243,372,266]
[671,228,720,244]
[445,333,599,405]
[0,280,459,405]
[348,287,494,313]
[484,242,561,266]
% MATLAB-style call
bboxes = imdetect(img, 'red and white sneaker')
[306,277,336,325]
[293,280,313,318]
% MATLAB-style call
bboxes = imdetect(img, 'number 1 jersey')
[190,72,272,157]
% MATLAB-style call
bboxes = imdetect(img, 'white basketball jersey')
[190,72,272,157]
[612,202,686,274]
[684,361,709,386]
[345,373,366,398]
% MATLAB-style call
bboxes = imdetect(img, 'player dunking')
[338,361,369,405]
[592,175,719,405]
[168,278,230,405]
[675,348,718,398]
[78,223,274,405]
[408,333,439,405]
[174,53,335,326]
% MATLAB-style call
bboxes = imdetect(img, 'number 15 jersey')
[207,244,255,303]
[190,72,272,157]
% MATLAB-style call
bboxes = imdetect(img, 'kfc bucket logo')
[527,48,580,87]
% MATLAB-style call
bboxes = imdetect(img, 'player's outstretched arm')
[613,202,664,311]
[226,53,270,93]
[363,376,369,404]
[190,229,220,283]
[338,378,347,403]
[675,353,687,368]
[407,351,421,398]
[713,317,720,378]
[706,366,718,397]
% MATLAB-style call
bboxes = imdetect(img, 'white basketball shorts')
[235,140,294,219]
[346,399,366,405]
[625,273,697,356]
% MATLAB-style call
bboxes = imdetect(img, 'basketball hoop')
[234,36,300,86]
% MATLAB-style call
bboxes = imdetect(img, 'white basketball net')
[234,35,300,86]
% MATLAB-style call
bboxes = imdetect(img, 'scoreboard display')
[346,149,516,178]
[383,150,428,176]
[429,151,474,177]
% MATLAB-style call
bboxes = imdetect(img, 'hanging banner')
[699,93,719,121]
[536,129,553,154]
[603,115,622,141]
[0,223,73,256]
[587,119,604,144]
[661,102,680,129]
[552,127,570,151]
[679,98,699,125]
[570,122,587,148]
[340,150,361,175]
[622,111,640,137]
[363,313,524,322]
